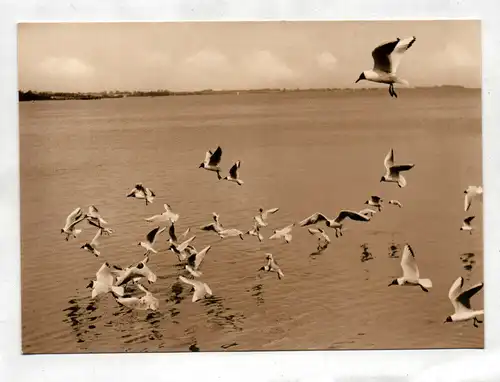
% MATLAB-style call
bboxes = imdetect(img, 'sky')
[17,20,481,92]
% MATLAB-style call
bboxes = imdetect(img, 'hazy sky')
[18,20,481,92]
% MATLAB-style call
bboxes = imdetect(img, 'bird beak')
[86,281,93,288]
[355,78,361,83]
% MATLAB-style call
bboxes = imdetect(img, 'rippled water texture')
[20,88,483,353]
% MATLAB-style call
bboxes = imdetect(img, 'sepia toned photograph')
[18,20,483,354]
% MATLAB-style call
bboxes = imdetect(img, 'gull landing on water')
[269,223,295,243]
[460,216,475,235]
[199,146,223,180]
[444,276,484,327]
[380,148,414,188]
[258,253,284,280]
[223,160,244,186]
[355,36,416,98]
[388,244,432,292]
[464,186,483,212]
[299,210,370,238]
[127,183,155,205]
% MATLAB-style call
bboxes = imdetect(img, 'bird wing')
[335,210,371,223]
[388,36,416,74]
[372,39,400,73]
[299,212,329,227]
[229,161,240,179]
[262,207,279,219]
[400,244,419,280]
[179,275,200,288]
[383,148,394,170]
[65,207,83,228]
[464,192,473,212]
[168,223,177,243]
[464,216,475,224]
[95,263,114,285]
[208,146,222,166]
[90,228,103,247]
[181,227,190,239]
[177,235,196,252]
[193,245,211,270]
[146,226,165,245]
[390,164,414,173]
[88,205,99,217]
[456,282,483,313]
[203,150,212,165]
[68,214,87,230]
[308,227,321,236]
[281,224,294,234]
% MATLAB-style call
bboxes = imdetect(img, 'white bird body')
[259,253,284,279]
[299,210,370,237]
[460,216,475,234]
[87,262,125,299]
[445,276,484,326]
[388,244,432,292]
[380,148,414,188]
[269,223,295,243]
[199,146,223,179]
[139,226,166,255]
[218,228,244,240]
[388,200,403,208]
[61,207,86,240]
[145,204,179,224]
[464,186,483,212]
[223,160,244,185]
[127,183,155,205]
[356,36,416,97]
[179,275,213,302]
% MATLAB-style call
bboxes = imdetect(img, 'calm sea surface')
[20,89,483,353]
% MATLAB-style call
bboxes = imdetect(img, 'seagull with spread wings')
[222,160,244,186]
[444,276,484,327]
[388,244,432,292]
[380,148,414,188]
[199,146,223,180]
[299,210,370,238]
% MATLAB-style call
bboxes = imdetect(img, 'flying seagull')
[269,223,295,243]
[460,216,475,235]
[145,203,180,225]
[388,244,432,292]
[254,207,280,227]
[464,186,483,212]
[444,276,484,327]
[80,228,104,257]
[86,262,125,299]
[199,146,223,180]
[218,228,245,240]
[200,212,224,234]
[258,253,284,280]
[178,275,213,303]
[299,210,370,238]
[223,160,244,185]
[86,205,108,227]
[380,148,414,188]
[355,36,416,98]
[365,196,383,211]
[113,256,157,287]
[245,222,264,242]
[169,235,197,261]
[138,226,166,255]
[185,245,212,278]
[113,283,159,311]
[61,207,87,241]
[388,200,403,208]
[127,183,156,205]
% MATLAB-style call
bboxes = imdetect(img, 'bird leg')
[473,318,479,328]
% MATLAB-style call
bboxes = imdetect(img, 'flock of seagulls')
[61,141,484,328]
[58,36,483,342]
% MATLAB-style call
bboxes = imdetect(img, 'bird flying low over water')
[61,207,87,241]
[222,160,244,186]
[86,262,125,299]
[254,207,280,227]
[113,283,159,311]
[199,146,223,180]
[299,210,370,238]
[365,196,383,211]
[145,203,180,225]
[86,205,108,227]
[81,228,104,257]
[460,216,475,234]
[258,253,284,280]
[388,244,432,292]
[127,183,155,205]
[444,276,484,327]
[185,245,211,278]
[218,228,245,240]
[178,275,213,303]
[138,226,166,255]
[464,186,483,212]
[113,256,157,287]
[169,235,197,261]
[200,212,224,234]
[380,148,414,188]
[269,223,295,243]
[355,36,416,98]
[245,222,264,242]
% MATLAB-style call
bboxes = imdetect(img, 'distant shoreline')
[18,86,479,102]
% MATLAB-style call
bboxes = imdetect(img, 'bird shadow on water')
[460,252,476,280]
[62,295,102,347]
[247,282,265,306]
[388,242,400,258]
[360,243,374,263]
[201,295,245,333]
